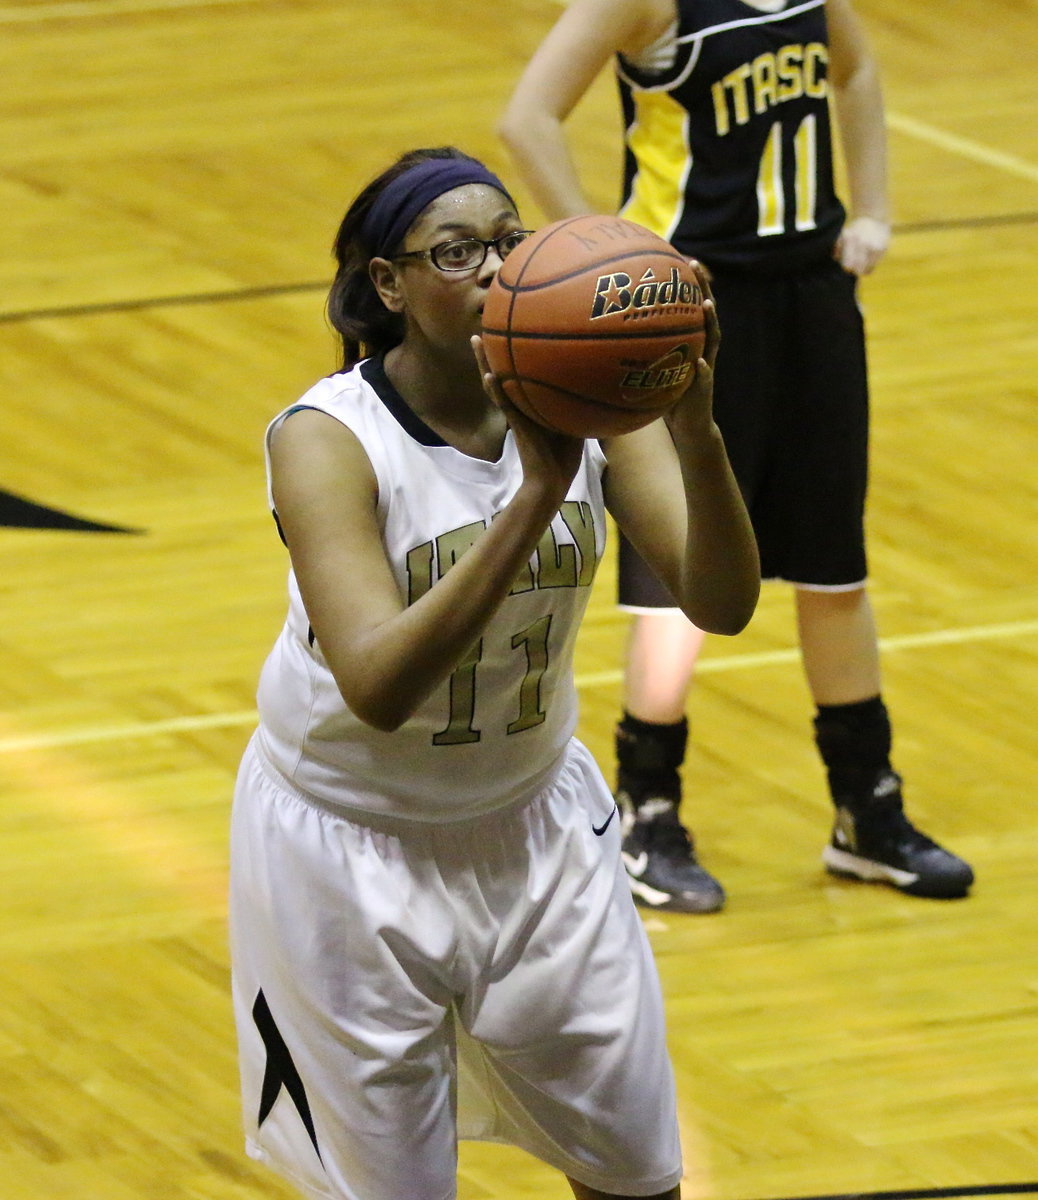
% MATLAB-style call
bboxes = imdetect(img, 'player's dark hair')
[328,146,470,371]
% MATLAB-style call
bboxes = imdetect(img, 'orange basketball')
[481,215,705,438]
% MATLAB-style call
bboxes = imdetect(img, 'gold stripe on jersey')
[794,112,818,230]
[619,90,691,239]
[757,122,784,235]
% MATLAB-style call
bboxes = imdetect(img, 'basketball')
[481,215,705,438]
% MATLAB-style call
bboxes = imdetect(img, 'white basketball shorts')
[229,733,682,1200]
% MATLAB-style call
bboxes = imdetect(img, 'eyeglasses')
[392,231,533,272]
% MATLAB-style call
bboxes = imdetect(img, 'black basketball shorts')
[618,258,870,609]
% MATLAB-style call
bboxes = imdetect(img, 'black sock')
[813,696,898,808]
[615,712,688,804]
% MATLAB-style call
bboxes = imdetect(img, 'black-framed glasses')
[392,231,533,272]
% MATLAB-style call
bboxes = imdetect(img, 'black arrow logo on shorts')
[253,989,323,1165]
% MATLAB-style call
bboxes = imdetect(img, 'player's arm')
[269,408,579,732]
[601,292,759,636]
[827,0,890,275]
[499,0,675,221]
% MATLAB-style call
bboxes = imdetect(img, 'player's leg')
[615,539,723,913]
[795,583,881,705]
[786,263,972,898]
[623,608,705,724]
[797,585,973,898]
[456,741,684,1197]
[610,267,776,914]
[229,738,461,1200]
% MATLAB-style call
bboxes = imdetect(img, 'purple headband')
[362,156,515,258]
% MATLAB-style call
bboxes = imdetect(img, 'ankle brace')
[813,696,896,807]
[615,713,688,802]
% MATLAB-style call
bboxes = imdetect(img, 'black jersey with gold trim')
[617,0,845,271]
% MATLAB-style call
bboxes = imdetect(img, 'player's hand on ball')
[471,335,584,492]
[664,264,720,437]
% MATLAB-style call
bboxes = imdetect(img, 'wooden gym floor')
[1,0,1036,1197]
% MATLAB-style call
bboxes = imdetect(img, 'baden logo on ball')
[482,215,705,438]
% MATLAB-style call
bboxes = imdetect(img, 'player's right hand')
[470,335,584,496]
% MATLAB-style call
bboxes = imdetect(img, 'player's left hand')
[834,216,891,276]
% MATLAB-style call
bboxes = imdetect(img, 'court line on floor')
[1,214,1035,327]
[1,618,1034,755]
[4,0,1038,190]
[0,280,327,326]
[574,617,1038,689]
[757,1182,1038,1200]
[888,111,1038,184]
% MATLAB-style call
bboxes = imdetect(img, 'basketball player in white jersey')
[229,147,759,1200]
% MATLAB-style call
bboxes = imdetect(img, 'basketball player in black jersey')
[501,0,973,909]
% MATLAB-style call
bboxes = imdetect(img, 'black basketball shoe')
[618,792,725,913]
[822,770,974,899]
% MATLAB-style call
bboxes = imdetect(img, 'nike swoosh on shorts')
[592,804,618,836]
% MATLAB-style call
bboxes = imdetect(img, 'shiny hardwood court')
[2,1,1036,1197]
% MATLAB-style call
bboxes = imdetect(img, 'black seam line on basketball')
[508,216,690,292]
[501,378,657,412]
[481,326,702,343]
[747,1183,1038,1200]
[502,278,520,378]
[501,249,692,295]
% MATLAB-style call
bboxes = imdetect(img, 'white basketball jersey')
[255,357,608,822]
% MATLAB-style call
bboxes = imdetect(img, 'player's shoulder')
[266,363,374,451]
[570,0,675,54]
[297,362,371,412]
